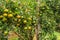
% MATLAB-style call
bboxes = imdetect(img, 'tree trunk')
[33,0,40,40]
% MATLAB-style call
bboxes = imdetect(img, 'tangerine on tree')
[18,19,21,22]
[16,24,20,26]
[21,16,24,18]
[24,27,28,30]
[0,15,3,19]
[8,14,13,18]
[28,18,32,20]
[16,15,21,19]
[23,20,27,23]
[28,26,31,30]
[4,31,8,35]
[3,13,7,17]
[4,9,8,12]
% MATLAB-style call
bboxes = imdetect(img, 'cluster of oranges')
[0,9,12,17]
[0,8,33,30]
[0,0,37,39]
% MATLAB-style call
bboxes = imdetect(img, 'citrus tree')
[0,0,60,40]
[0,0,37,40]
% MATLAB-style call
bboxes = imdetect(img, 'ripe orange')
[8,14,13,18]
[21,16,23,18]
[16,24,20,26]
[16,15,21,19]
[24,27,27,30]
[4,31,8,35]
[23,20,27,23]
[4,9,8,12]
[18,19,21,22]
[0,15,3,19]
[3,13,7,17]
[28,18,32,20]
[28,26,31,29]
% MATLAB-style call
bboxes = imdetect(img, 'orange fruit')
[16,24,20,26]
[4,31,8,35]
[23,20,27,23]
[4,9,8,12]
[8,14,13,18]
[28,26,31,29]
[3,13,7,17]
[28,18,32,20]
[0,15,3,19]
[21,16,23,18]
[18,19,21,22]
[16,15,21,19]
[24,27,27,30]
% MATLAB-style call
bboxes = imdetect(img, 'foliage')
[0,0,37,40]
[39,0,60,40]
[0,0,60,40]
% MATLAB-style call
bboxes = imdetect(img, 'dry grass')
[8,31,18,40]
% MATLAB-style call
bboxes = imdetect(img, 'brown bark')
[33,0,40,40]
